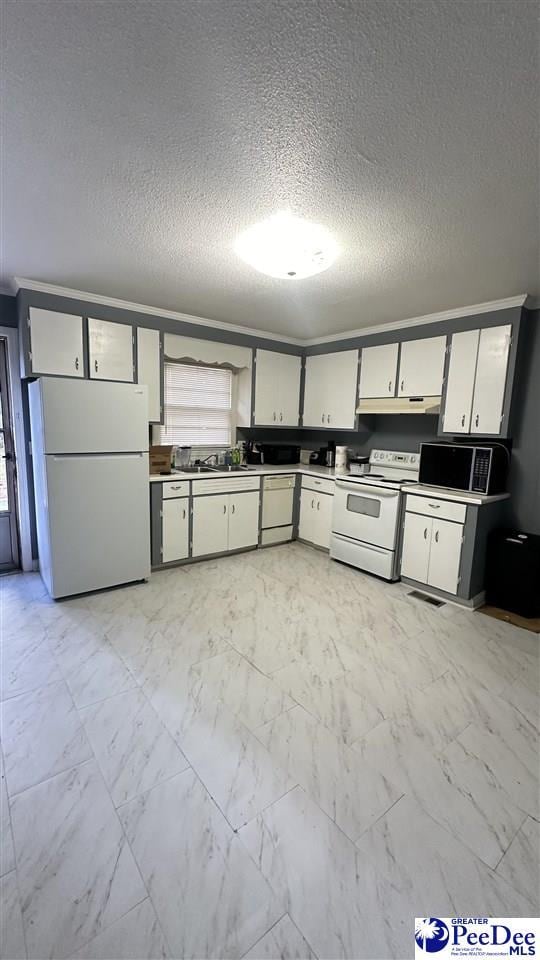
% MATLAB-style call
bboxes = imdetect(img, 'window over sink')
[157,362,234,448]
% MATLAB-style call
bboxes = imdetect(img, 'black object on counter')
[309,446,329,466]
[485,528,540,618]
[257,443,300,465]
[244,441,263,464]
[326,440,336,467]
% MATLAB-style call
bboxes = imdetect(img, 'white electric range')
[330,449,420,581]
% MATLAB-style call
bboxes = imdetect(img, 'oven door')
[332,479,401,550]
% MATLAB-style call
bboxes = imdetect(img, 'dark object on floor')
[408,590,445,607]
[485,528,540,619]
[478,605,540,634]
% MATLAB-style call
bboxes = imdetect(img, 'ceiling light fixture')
[235,212,339,279]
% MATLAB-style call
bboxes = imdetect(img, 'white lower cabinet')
[401,504,464,595]
[400,512,432,584]
[192,491,259,558]
[427,518,464,594]
[192,494,229,557]
[299,489,333,549]
[227,491,260,551]
[162,498,189,563]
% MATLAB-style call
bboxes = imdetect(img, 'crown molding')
[12,278,529,347]
[12,278,304,345]
[303,295,530,345]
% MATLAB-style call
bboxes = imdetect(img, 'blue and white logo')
[415,919,450,953]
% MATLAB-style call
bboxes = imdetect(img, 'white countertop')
[401,483,510,505]
[149,464,342,483]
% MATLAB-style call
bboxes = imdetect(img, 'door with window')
[0,339,19,570]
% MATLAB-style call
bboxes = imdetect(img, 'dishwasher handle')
[263,475,295,490]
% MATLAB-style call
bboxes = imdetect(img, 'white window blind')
[159,362,233,447]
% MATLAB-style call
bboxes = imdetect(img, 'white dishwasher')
[261,475,295,545]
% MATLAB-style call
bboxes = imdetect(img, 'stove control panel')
[370,449,420,469]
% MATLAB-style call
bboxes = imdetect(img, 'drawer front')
[301,475,335,496]
[261,525,293,546]
[192,475,261,495]
[405,494,466,524]
[162,480,190,499]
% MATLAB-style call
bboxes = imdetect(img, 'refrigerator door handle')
[50,452,146,461]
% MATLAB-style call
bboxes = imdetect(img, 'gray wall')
[6,289,540,560]
[16,288,303,356]
[505,309,540,533]
[0,294,18,328]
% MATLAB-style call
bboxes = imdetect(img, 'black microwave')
[258,443,300,465]
[419,443,509,495]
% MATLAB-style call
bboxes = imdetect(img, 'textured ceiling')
[2,0,538,338]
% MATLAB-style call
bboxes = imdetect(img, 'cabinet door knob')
[461,414,465,427]
[327,413,331,424]
[400,379,404,392]
[428,503,440,509]
[231,503,235,514]
[94,359,98,373]
[388,380,392,393]
[317,500,320,510]
[280,412,283,422]
[223,504,227,514]
[322,414,325,423]
[311,499,314,509]
[475,414,479,427]
[273,412,276,422]
[424,527,428,539]
[75,357,79,370]
[435,530,439,543]
[182,508,186,519]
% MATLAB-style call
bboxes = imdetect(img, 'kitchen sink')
[206,464,255,472]
[176,466,216,473]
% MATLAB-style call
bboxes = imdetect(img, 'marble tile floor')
[0,542,538,960]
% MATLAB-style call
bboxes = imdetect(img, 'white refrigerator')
[29,377,151,599]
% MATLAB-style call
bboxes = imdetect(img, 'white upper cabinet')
[442,329,479,433]
[359,336,445,401]
[88,318,134,382]
[397,336,446,397]
[137,328,161,422]
[303,350,358,429]
[442,324,512,436]
[278,353,302,426]
[471,325,512,435]
[254,349,301,426]
[28,308,84,377]
[358,343,398,399]
[303,354,328,427]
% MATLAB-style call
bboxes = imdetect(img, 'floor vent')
[408,590,445,608]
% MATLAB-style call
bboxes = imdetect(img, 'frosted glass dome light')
[235,212,339,279]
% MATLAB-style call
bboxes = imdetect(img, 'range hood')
[356,396,441,415]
